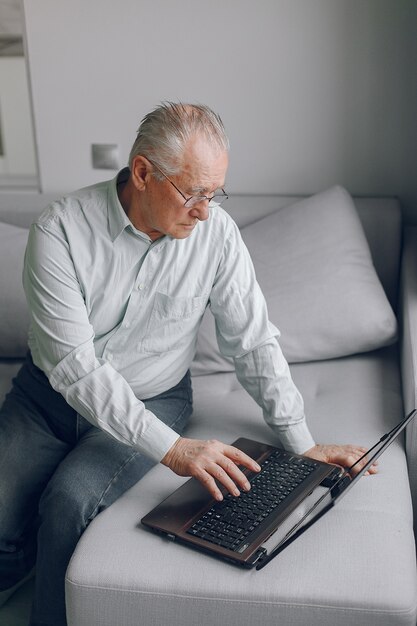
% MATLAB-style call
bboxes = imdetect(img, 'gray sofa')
[0,186,416,626]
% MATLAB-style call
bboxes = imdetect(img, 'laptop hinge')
[247,547,267,566]
[320,466,344,488]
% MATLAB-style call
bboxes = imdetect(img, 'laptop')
[141,409,416,570]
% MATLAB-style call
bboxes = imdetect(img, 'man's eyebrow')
[188,185,208,194]
[188,185,222,195]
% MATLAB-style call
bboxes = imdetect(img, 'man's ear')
[131,156,151,191]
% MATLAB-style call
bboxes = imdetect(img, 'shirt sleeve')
[234,339,316,454]
[209,219,315,454]
[23,220,179,462]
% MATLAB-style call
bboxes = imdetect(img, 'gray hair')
[128,102,230,178]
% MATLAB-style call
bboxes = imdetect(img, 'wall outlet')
[91,143,120,169]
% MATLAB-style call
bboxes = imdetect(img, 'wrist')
[161,436,183,467]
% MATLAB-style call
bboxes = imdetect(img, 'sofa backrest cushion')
[0,222,30,358]
[192,185,398,373]
[218,192,401,311]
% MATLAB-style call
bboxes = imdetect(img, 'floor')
[0,578,34,626]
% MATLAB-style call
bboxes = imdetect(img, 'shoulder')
[34,179,110,232]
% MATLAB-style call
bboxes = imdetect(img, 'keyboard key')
[187,452,317,552]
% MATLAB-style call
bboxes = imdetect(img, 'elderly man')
[0,103,374,626]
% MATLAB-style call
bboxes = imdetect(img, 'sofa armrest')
[400,226,417,520]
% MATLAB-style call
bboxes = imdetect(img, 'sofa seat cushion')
[65,347,416,626]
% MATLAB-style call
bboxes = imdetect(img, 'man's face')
[133,137,229,240]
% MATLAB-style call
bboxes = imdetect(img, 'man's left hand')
[303,443,378,476]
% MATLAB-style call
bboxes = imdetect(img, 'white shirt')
[23,169,315,462]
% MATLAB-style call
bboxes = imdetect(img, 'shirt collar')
[107,168,171,246]
[107,168,133,241]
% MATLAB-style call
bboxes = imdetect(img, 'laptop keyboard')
[186,450,318,553]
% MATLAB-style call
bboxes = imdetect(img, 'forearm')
[49,344,179,461]
[234,338,315,454]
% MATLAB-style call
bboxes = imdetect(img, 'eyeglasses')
[147,158,228,208]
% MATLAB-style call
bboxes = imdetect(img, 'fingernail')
[233,488,240,497]
[216,493,223,501]
[244,481,251,491]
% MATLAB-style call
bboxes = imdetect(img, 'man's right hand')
[161,437,261,501]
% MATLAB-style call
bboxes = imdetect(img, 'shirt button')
[138,283,145,290]
[124,321,131,328]
[107,353,113,361]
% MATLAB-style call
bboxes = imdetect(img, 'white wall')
[23,0,417,221]
[0,57,37,184]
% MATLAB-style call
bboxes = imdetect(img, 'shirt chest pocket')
[142,292,207,354]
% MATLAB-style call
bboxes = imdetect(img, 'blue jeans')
[0,354,192,626]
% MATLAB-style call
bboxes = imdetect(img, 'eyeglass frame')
[145,157,228,208]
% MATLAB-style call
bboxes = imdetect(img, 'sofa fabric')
[401,226,417,531]
[0,190,415,626]
[239,186,398,362]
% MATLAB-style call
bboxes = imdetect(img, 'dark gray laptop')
[141,409,416,570]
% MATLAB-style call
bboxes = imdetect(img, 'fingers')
[216,447,260,494]
[363,464,378,476]
[353,456,378,477]
[196,464,243,501]
[195,443,261,501]
[223,444,262,474]
[161,438,261,501]
[337,445,378,477]
[304,443,379,477]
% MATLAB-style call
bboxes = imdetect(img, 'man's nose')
[189,200,210,221]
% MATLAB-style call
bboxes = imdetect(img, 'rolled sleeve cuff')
[133,413,181,462]
[276,420,316,455]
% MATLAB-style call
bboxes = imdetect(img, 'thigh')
[40,429,154,528]
[0,379,69,542]
[40,370,193,523]
[143,370,193,435]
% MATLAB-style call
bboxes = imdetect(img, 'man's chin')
[173,223,197,238]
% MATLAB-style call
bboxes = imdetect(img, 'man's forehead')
[184,133,224,158]
[179,139,228,191]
